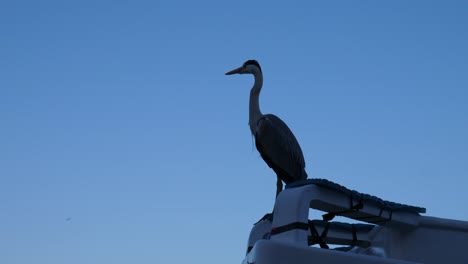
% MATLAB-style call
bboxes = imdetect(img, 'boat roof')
[286,178,426,214]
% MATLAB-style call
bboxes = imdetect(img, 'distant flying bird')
[66,217,71,221]
[226,60,308,196]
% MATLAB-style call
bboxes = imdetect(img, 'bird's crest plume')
[243,60,262,73]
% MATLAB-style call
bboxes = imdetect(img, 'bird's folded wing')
[255,114,306,181]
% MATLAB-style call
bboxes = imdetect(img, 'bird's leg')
[276,176,283,197]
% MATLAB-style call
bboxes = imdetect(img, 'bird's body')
[226,60,308,196]
[254,114,308,185]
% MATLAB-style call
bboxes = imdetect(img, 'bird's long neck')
[249,72,263,135]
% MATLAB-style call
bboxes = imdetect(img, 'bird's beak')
[225,66,243,75]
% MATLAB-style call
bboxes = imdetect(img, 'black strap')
[322,194,364,221]
[379,205,385,217]
[373,207,394,224]
[321,222,330,239]
[270,222,309,236]
[247,246,253,253]
[322,212,335,221]
[351,224,357,246]
[255,213,273,224]
[308,221,329,249]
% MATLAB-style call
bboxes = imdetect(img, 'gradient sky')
[1,1,468,263]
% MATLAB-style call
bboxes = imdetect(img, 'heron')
[226,60,308,197]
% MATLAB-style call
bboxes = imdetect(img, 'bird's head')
[225,60,262,75]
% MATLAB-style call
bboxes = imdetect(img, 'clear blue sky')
[1,1,467,263]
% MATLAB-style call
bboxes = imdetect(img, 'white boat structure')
[242,179,468,264]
